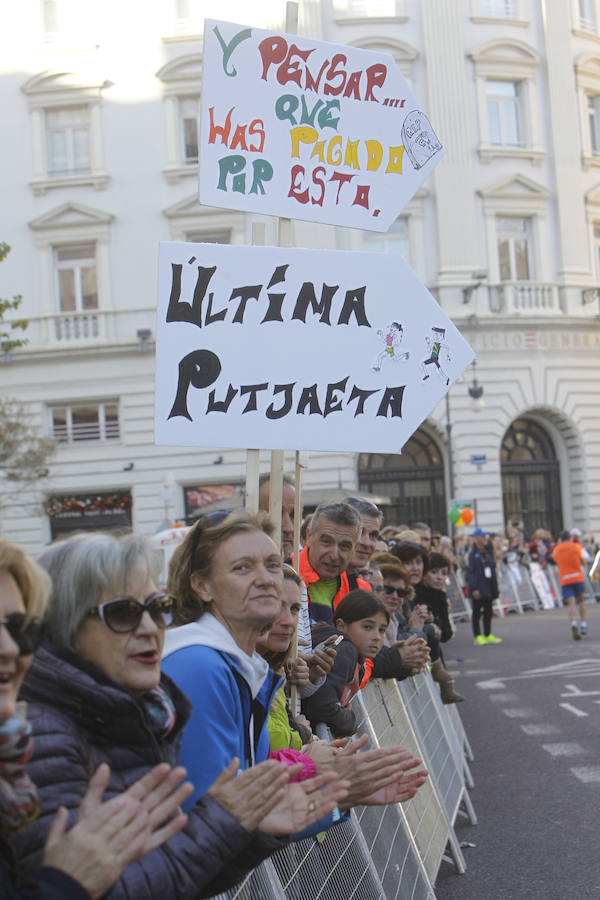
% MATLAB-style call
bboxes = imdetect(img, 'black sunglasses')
[383,585,409,598]
[89,593,175,634]
[0,614,43,656]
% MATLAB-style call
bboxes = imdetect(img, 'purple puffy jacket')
[14,644,284,899]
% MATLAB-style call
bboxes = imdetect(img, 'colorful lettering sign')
[199,19,444,232]
[155,242,474,453]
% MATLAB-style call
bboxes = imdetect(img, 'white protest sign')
[155,242,474,453]
[199,19,444,232]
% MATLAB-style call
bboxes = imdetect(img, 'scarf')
[0,702,39,834]
[144,685,177,739]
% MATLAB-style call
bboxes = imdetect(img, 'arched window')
[501,418,563,538]
[358,428,446,533]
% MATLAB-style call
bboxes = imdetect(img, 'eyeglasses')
[383,585,409,598]
[0,614,43,656]
[371,585,384,594]
[89,593,175,633]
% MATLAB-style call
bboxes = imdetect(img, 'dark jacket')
[371,644,412,680]
[14,644,283,900]
[302,625,362,737]
[1,839,88,900]
[414,583,453,643]
[467,543,498,599]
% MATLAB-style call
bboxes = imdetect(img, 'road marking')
[521,723,560,736]
[478,658,600,689]
[561,684,600,698]
[571,766,600,783]
[502,708,537,718]
[559,702,588,717]
[488,693,519,703]
[542,742,586,757]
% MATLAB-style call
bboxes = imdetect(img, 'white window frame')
[576,55,600,170]
[332,0,407,21]
[164,194,247,243]
[478,175,551,285]
[50,401,120,444]
[495,216,532,281]
[469,39,543,164]
[41,0,60,42]
[592,221,600,280]
[21,71,108,195]
[337,188,427,283]
[28,202,113,335]
[574,0,599,34]
[349,36,417,84]
[55,244,98,313]
[583,183,600,285]
[156,56,203,184]
[471,0,529,25]
[172,0,203,36]
[363,218,411,262]
[46,105,91,175]
[486,80,522,147]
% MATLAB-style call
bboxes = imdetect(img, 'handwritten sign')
[199,19,444,232]
[155,242,474,453]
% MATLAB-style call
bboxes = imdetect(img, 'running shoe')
[580,623,588,636]
[572,624,581,640]
[486,634,503,644]
[474,635,487,646]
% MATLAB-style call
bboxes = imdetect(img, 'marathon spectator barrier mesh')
[445,573,469,623]
[208,676,475,900]
[448,563,600,624]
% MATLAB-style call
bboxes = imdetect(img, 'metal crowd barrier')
[445,572,469,623]
[208,675,476,900]
[448,560,600,625]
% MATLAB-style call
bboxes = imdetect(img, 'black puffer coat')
[14,644,283,899]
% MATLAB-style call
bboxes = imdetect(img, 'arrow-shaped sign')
[199,19,445,232]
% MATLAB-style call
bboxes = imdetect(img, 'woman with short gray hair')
[13,529,321,899]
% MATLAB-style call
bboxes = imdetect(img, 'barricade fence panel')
[360,679,463,881]
[208,674,477,899]
[446,572,470,623]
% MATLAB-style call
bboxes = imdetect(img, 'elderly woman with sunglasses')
[0,537,199,900]
[12,531,321,899]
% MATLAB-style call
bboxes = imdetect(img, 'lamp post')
[468,359,484,411]
[446,361,485,536]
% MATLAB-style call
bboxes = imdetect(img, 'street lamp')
[446,361,486,534]
[468,360,484,412]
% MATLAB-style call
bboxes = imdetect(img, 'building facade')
[1,0,599,553]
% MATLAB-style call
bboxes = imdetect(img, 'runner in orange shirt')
[552,531,587,640]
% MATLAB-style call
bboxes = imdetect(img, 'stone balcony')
[489,282,562,315]
[3,307,156,355]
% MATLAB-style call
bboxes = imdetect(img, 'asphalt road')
[433,602,600,900]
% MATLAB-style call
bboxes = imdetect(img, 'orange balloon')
[461,507,474,525]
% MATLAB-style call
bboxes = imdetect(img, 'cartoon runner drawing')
[421,326,451,385]
[372,322,410,372]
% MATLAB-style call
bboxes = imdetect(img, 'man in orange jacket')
[553,531,587,640]
[299,501,369,625]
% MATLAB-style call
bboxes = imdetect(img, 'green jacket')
[267,685,302,751]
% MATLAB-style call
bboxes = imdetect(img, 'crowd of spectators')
[2,478,597,897]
